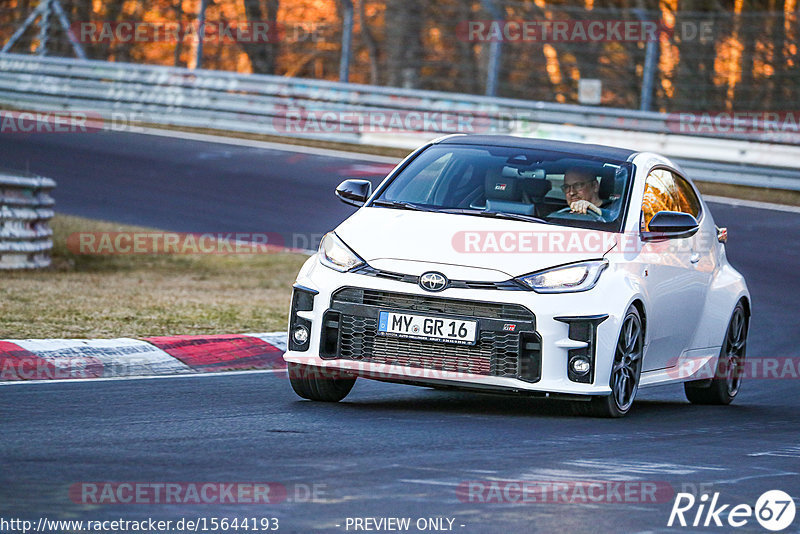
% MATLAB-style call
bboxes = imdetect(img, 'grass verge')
[0,215,307,339]
[694,180,800,207]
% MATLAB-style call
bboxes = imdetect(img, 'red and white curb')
[0,332,287,382]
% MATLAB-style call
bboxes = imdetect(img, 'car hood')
[335,207,618,279]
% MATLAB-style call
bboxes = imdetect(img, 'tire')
[287,362,356,402]
[574,305,644,418]
[684,302,747,405]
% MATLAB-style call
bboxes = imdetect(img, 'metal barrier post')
[481,0,502,97]
[37,0,52,56]
[50,0,88,60]
[195,0,208,69]
[635,8,659,112]
[339,0,354,83]
[1,0,87,59]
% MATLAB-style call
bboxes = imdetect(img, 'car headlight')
[318,232,365,272]
[516,260,608,293]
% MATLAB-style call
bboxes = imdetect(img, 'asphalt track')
[1,129,799,533]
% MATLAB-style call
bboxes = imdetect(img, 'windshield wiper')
[440,208,550,225]
[482,211,550,224]
[371,200,437,212]
[371,202,550,224]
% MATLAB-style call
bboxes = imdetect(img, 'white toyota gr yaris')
[284,135,750,417]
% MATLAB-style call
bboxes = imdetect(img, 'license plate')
[377,311,478,345]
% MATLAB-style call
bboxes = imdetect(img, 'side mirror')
[641,211,700,241]
[335,179,372,207]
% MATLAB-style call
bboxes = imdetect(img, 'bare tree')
[734,6,758,108]
[172,0,184,66]
[241,0,279,74]
[765,0,788,109]
[385,0,423,88]
[672,0,719,111]
[357,0,380,85]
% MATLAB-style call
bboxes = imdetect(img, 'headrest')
[598,165,629,200]
[599,166,617,199]
[485,169,521,201]
[520,178,552,199]
[485,166,552,201]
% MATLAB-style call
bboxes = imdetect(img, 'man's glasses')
[561,180,593,193]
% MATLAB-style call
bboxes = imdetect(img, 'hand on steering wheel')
[569,200,603,219]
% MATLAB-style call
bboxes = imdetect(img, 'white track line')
[131,126,401,164]
[704,195,800,214]
[129,127,800,214]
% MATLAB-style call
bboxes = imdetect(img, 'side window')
[383,152,453,203]
[640,169,701,231]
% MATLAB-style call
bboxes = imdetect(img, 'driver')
[558,167,612,219]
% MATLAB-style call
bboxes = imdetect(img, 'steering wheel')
[549,207,605,222]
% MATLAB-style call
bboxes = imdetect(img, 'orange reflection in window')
[641,169,701,231]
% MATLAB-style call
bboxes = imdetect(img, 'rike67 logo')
[668,490,796,531]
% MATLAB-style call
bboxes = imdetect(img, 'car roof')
[435,135,638,162]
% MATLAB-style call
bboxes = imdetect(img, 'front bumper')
[284,258,627,396]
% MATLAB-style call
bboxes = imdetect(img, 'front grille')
[328,287,539,381]
[338,315,520,377]
[333,287,534,322]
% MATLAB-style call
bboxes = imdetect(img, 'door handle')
[690,253,700,264]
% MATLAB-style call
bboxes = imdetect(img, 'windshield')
[372,144,634,232]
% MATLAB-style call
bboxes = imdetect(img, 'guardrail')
[0,53,799,190]
[0,53,674,138]
[0,172,56,269]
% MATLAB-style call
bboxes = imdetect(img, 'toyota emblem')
[419,272,448,292]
